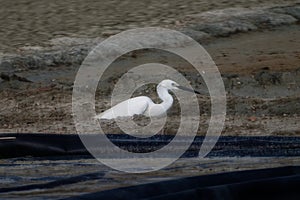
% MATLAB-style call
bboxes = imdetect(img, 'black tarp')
[1,134,300,199]
[1,133,300,158]
[63,166,300,200]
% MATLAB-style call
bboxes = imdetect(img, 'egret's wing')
[96,96,150,119]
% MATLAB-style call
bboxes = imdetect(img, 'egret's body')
[95,80,199,119]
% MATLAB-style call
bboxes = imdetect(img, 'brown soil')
[0,25,299,136]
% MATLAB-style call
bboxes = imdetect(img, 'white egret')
[95,79,200,119]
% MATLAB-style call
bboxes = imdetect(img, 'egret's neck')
[157,85,173,111]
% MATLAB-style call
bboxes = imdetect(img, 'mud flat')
[1,0,299,53]
[0,3,300,136]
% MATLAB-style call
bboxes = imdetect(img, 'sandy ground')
[0,2,300,136]
[0,0,299,53]
[0,24,299,136]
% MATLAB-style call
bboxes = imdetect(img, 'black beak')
[177,85,201,94]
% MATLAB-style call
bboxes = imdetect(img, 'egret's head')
[158,79,201,94]
[159,79,179,90]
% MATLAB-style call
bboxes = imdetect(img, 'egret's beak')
[177,85,201,94]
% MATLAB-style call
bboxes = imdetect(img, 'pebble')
[248,116,257,122]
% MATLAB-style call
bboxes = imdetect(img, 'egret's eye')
[171,83,175,86]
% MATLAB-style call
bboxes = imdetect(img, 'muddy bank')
[1,0,299,53]
[0,4,300,136]
[1,3,300,70]
[1,26,300,135]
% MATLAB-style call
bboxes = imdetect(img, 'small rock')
[0,72,12,81]
[248,116,257,122]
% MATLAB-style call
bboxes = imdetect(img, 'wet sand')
[0,24,299,136]
[0,0,299,53]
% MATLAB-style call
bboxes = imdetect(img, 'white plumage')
[95,79,200,119]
